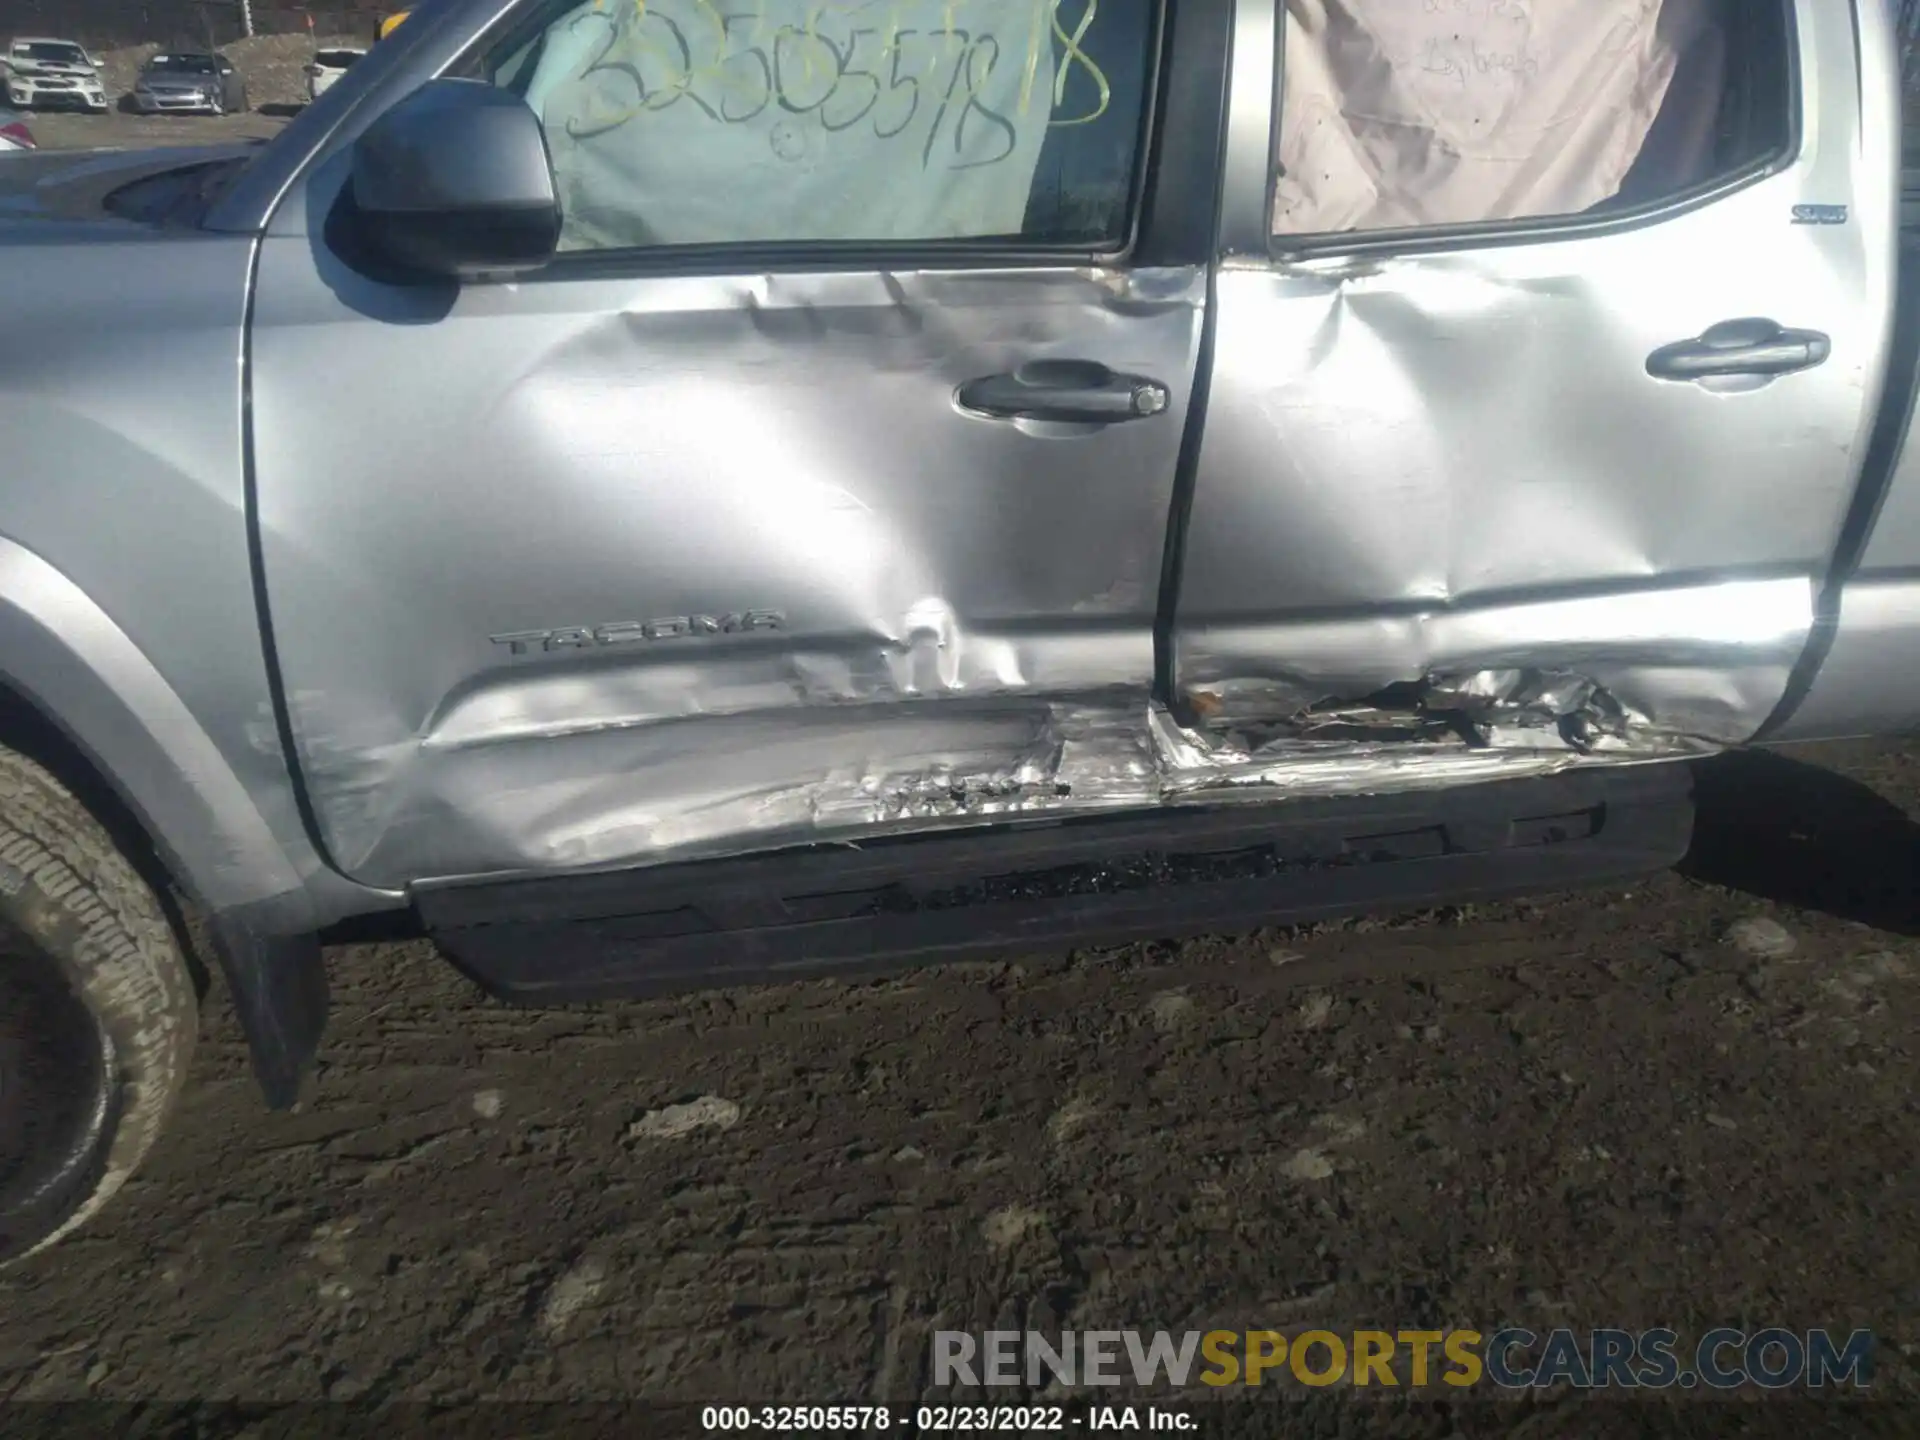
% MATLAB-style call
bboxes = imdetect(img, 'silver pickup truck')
[1,0,1916,1263]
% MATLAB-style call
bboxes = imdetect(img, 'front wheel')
[0,749,197,1267]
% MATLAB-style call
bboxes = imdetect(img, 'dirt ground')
[22,109,288,153]
[8,103,1920,1436]
[0,737,1913,1433]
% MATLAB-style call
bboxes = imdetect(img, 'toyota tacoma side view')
[0,0,1916,1264]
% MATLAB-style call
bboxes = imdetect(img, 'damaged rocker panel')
[353,577,1807,888]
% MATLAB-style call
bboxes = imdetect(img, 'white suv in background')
[3,37,108,113]
[306,46,365,102]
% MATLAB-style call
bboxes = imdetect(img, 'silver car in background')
[132,51,248,115]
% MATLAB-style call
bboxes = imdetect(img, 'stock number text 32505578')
[560,0,1115,168]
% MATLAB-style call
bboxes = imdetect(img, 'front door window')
[468,0,1158,253]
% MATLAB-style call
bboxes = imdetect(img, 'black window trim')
[1265,0,1805,264]
[435,0,1187,282]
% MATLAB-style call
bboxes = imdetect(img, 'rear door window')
[1272,0,1793,240]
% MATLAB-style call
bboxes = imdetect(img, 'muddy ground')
[0,738,1915,1435]
[21,109,288,153]
[8,108,1920,1437]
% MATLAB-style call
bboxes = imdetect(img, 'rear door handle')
[1646,318,1831,382]
[956,360,1172,424]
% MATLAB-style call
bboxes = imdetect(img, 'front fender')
[0,536,324,1104]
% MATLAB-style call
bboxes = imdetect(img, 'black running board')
[419,764,1695,1004]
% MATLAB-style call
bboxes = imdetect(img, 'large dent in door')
[283,204,1820,886]
[376,679,1722,885]
[1176,124,1859,768]
[1192,256,1856,615]
[1178,578,1815,744]
[267,254,1204,887]
[1157,579,1810,799]
[333,579,1804,885]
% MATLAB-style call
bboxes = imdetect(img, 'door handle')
[956,360,1172,424]
[1646,318,1831,382]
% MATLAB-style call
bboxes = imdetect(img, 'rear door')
[1170,0,1894,753]
[247,0,1226,888]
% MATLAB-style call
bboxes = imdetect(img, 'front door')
[1171,0,1892,756]
[249,0,1217,888]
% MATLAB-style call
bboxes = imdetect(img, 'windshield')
[17,43,87,64]
[147,55,219,74]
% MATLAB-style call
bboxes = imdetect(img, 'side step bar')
[419,764,1696,1003]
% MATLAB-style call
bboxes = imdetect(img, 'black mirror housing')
[351,79,561,281]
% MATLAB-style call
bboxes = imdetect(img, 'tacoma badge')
[490,610,787,656]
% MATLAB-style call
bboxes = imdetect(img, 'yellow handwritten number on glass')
[1047,0,1109,125]
[567,0,1110,136]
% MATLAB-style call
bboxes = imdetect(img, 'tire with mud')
[0,749,196,1266]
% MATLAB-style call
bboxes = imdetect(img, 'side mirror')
[350,79,560,281]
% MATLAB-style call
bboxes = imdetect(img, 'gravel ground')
[23,109,288,150]
[0,739,1913,1435]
